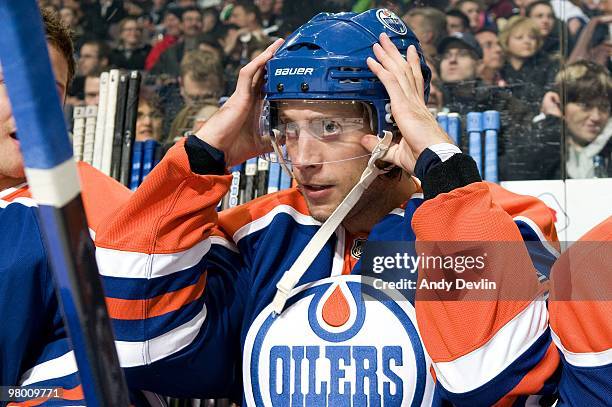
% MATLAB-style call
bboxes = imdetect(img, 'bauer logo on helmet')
[274,67,315,76]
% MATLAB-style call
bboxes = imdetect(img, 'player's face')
[280,101,372,222]
[0,45,68,186]
[565,101,610,146]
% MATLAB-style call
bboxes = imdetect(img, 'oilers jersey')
[0,163,133,406]
[549,216,612,406]
[89,137,561,406]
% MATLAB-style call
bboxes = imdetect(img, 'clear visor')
[261,100,375,166]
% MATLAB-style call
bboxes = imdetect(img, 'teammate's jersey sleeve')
[0,166,130,406]
[412,176,560,406]
[549,216,612,406]
[94,138,247,398]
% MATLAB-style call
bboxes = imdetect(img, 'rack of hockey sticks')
[70,69,164,189]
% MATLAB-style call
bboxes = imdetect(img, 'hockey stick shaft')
[0,2,129,406]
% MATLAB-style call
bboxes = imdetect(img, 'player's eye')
[321,120,342,137]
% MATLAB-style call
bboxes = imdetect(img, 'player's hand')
[195,38,284,167]
[361,33,450,174]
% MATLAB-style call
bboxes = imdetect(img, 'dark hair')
[445,8,470,31]
[233,0,263,26]
[526,0,554,17]
[556,60,612,109]
[80,39,111,62]
[41,7,76,84]
[119,16,140,32]
[180,5,203,20]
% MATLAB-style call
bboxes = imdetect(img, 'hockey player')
[0,9,153,407]
[91,9,563,405]
[549,216,612,406]
[0,8,88,404]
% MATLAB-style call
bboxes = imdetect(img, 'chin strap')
[270,130,394,316]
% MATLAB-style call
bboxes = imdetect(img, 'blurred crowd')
[42,0,612,180]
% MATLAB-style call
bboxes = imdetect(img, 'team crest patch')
[376,9,408,35]
[243,275,433,406]
[351,238,366,259]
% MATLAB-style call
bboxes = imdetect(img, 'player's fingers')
[379,33,409,73]
[406,45,425,102]
[236,38,284,95]
[360,134,402,168]
[366,56,406,103]
[372,43,412,97]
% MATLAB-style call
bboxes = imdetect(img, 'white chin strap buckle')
[270,131,394,316]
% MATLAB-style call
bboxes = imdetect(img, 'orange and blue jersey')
[89,136,561,405]
[549,217,612,406]
[0,164,164,406]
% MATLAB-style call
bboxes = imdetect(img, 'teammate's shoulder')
[0,183,36,209]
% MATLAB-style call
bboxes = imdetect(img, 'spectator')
[222,2,269,90]
[511,0,538,16]
[202,7,222,35]
[136,93,164,141]
[446,8,471,34]
[475,28,506,85]
[438,32,483,84]
[525,61,611,178]
[437,31,533,170]
[527,0,570,56]
[84,73,101,106]
[164,50,225,143]
[151,5,203,77]
[68,40,110,102]
[403,7,447,59]
[59,5,86,49]
[110,17,152,70]
[255,0,278,29]
[197,33,224,61]
[456,0,486,31]
[499,16,558,107]
[145,7,182,70]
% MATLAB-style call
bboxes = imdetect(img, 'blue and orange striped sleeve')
[549,217,612,406]
[93,137,246,397]
[411,152,560,406]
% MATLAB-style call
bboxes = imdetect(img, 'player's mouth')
[9,131,17,140]
[301,183,334,200]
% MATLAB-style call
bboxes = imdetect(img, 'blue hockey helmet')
[262,8,431,143]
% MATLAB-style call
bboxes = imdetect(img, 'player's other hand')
[195,38,284,168]
[361,33,450,174]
